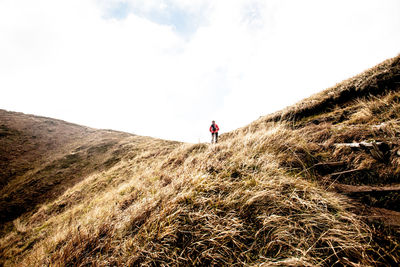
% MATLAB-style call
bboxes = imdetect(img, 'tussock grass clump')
[120,176,372,266]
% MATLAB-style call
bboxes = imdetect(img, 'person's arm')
[215,124,219,132]
[209,126,213,132]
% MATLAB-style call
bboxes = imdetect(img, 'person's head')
[212,120,215,125]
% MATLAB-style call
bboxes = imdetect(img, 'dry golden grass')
[0,122,378,266]
[1,54,400,266]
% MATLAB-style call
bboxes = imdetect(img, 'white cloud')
[1,0,399,142]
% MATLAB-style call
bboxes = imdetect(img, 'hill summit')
[1,55,400,266]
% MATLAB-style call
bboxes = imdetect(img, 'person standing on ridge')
[210,120,219,144]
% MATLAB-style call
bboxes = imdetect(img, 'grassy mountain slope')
[1,55,399,266]
[0,111,179,233]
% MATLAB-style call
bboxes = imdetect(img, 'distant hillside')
[1,55,399,266]
[0,111,179,233]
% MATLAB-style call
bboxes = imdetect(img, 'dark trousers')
[211,132,218,144]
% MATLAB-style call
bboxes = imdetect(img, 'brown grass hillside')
[1,55,399,266]
[0,111,179,234]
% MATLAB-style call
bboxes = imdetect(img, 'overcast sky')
[1,0,399,142]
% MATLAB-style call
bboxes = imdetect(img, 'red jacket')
[210,124,219,133]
